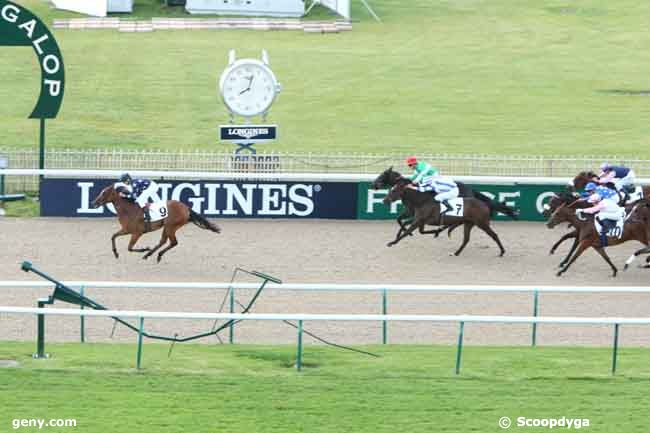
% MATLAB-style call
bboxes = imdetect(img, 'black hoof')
[142,254,150,260]
[157,254,163,263]
[624,264,629,271]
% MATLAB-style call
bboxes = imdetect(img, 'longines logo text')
[77,182,316,217]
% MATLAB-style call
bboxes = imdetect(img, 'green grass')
[2,194,39,217]
[3,0,650,156]
[1,342,649,432]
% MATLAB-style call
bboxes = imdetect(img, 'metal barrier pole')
[33,298,50,359]
[80,286,85,343]
[229,287,235,344]
[136,317,144,370]
[296,320,303,371]
[382,289,387,344]
[531,290,539,347]
[612,324,620,375]
[455,321,465,375]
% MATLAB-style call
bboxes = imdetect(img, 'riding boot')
[441,200,453,215]
[599,230,608,248]
[143,207,152,232]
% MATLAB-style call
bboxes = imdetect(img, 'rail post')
[611,323,620,375]
[382,289,388,344]
[80,286,86,343]
[455,321,465,375]
[296,320,303,371]
[531,290,539,347]
[136,317,144,370]
[229,287,235,344]
[33,297,52,359]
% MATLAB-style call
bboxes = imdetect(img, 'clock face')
[221,61,278,117]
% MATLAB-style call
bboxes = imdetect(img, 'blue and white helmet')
[119,173,132,184]
[600,162,611,171]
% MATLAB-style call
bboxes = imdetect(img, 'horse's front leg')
[111,229,129,259]
[127,232,150,254]
[549,230,578,255]
[395,210,414,238]
[387,219,423,247]
[557,240,591,277]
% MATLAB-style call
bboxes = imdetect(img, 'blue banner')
[40,178,357,219]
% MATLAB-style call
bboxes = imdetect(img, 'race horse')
[91,183,221,262]
[382,177,507,256]
[571,171,649,205]
[372,167,518,239]
[546,197,649,277]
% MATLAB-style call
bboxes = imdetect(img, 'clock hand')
[238,87,250,95]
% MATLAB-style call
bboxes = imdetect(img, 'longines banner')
[0,0,65,118]
[40,179,358,219]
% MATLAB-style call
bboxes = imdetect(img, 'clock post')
[218,50,281,157]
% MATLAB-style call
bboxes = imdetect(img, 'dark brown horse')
[91,184,221,262]
[382,177,506,256]
[372,167,517,239]
[571,171,649,205]
[546,199,649,277]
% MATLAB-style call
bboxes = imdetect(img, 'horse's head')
[571,171,599,191]
[91,184,118,209]
[542,191,578,218]
[546,197,586,228]
[382,177,410,204]
[372,166,401,189]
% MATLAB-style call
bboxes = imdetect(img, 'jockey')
[406,156,438,185]
[116,173,160,222]
[598,162,636,193]
[407,173,459,215]
[576,182,624,246]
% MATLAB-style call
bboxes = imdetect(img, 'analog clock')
[219,50,281,118]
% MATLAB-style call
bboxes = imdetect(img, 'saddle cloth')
[594,217,624,240]
[620,186,644,204]
[443,197,464,217]
[148,201,169,222]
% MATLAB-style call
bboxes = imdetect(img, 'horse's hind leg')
[111,229,129,259]
[143,231,168,261]
[127,233,150,254]
[156,229,179,263]
[593,247,618,277]
[453,222,474,256]
[477,222,506,257]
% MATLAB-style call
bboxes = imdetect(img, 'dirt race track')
[1,218,650,348]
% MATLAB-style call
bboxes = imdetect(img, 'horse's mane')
[577,170,599,179]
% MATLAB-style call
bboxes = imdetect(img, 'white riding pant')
[135,181,161,208]
[435,187,459,202]
[614,170,635,191]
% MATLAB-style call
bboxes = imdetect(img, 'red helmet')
[406,156,418,166]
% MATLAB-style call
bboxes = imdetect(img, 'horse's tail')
[189,210,221,233]
[472,191,519,220]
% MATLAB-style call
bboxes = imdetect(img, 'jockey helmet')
[406,156,418,166]
[584,182,598,192]
[119,173,132,184]
[600,162,611,171]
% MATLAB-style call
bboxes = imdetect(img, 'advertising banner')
[357,182,566,221]
[41,178,358,219]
